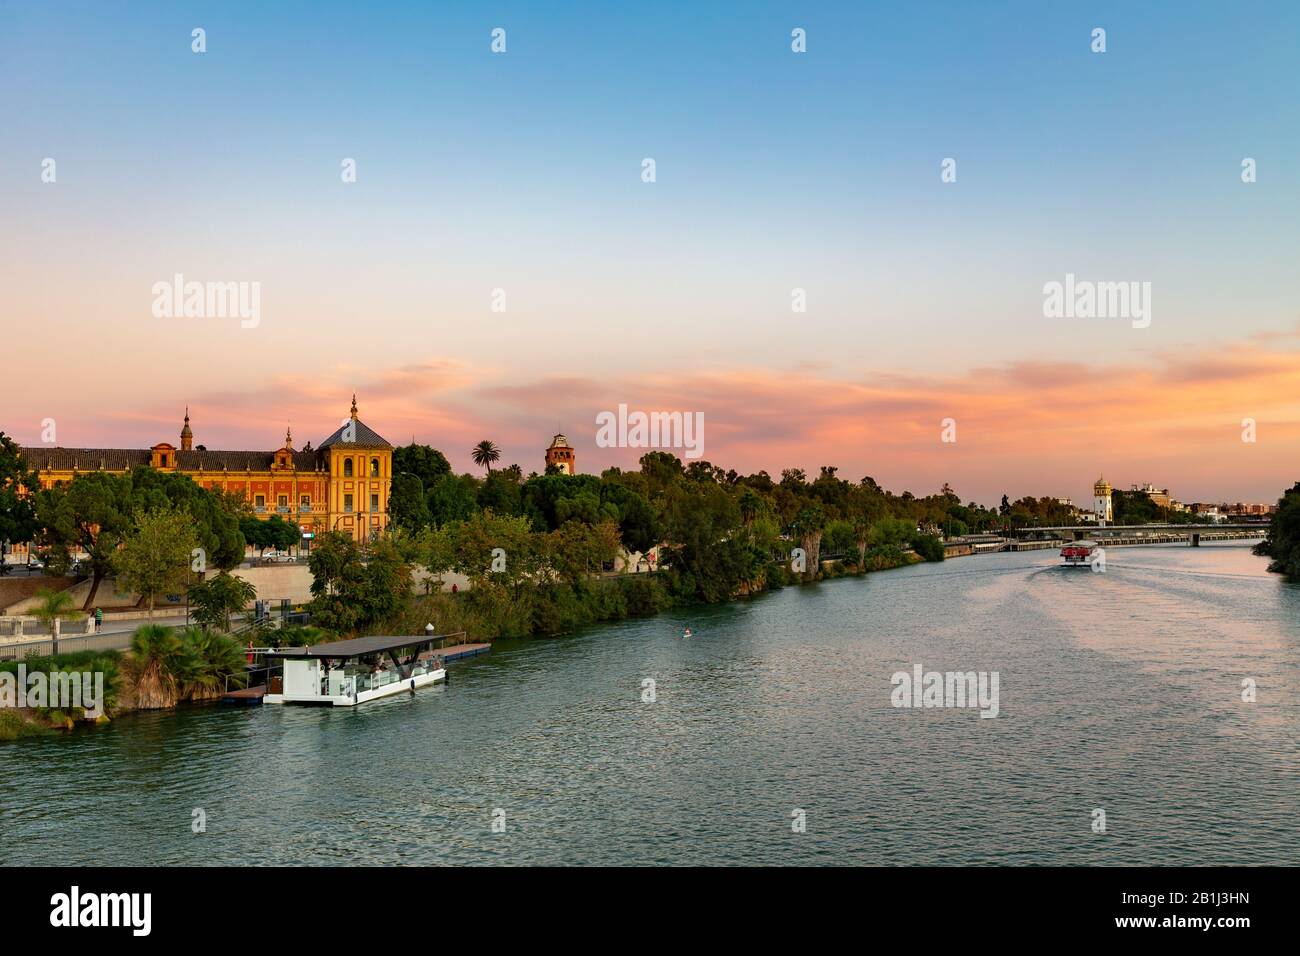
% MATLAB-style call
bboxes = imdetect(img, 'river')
[2,542,1295,865]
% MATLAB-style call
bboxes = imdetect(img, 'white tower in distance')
[1094,475,1113,527]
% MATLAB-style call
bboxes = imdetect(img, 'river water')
[2,543,1295,865]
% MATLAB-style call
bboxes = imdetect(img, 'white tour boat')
[1059,540,1100,568]
[263,635,447,707]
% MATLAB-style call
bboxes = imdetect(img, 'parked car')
[260,550,294,563]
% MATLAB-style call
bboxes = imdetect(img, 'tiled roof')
[19,448,151,471]
[20,447,327,472]
[318,418,392,450]
[176,449,325,471]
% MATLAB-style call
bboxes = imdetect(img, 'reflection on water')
[1,542,1295,865]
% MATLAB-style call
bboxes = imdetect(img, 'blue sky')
[2,2,1297,501]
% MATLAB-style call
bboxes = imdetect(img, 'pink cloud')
[6,337,1298,506]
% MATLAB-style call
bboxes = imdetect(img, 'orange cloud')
[7,337,1298,505]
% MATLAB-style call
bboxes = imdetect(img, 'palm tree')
[127,624,187,710]
[471,440,501,475]
[178,627,247,700]
[31,587,82,648]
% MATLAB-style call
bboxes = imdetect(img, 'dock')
[439,642,491,662]
[221,684,267,705]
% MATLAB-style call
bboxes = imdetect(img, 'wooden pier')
[221,684,267,705]
[438,642,491,662]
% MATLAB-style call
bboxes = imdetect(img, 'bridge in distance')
[1009,523,1267,547]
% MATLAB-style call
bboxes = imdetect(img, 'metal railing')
[0,631,136,660]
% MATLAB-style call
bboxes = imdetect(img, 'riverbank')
[0,547,928,739]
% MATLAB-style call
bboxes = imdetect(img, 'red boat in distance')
[1060,540,1100,567]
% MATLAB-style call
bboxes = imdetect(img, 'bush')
[616,575,672,617]
[864,545,908,571]
[0,650,122,716]
[910,534,946,563]
[0,710,52,740]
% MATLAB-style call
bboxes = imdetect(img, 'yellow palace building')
[18,396,393,547]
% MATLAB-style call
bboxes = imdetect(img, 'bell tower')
[1093,475,1113,527]
[180,407,193,451]
[546,433,576,475]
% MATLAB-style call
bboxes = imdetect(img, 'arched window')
[370,458,380,477]
[343,458,353,477]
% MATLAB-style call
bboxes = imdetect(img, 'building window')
[159,454,168,467]
[344,494,353,513]
[370,494,379,513]
[277,495,289,513]
[343,458,353,477]
[370,458,380,477]
[300,495,311,512]
[254,494,265,513]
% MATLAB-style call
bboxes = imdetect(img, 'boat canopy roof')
[264,634,449,660]
[1067,540,1098,548]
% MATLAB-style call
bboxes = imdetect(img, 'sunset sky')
[2,1,1297,505]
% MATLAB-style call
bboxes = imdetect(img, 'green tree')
[428,473,480,528]
[478,469,523,516]
[30,587,83,633]
[122,468,245,568]
[449,510,538,596]
[240,516,270,553]
[307,532,410,634]
[36,472,134,606]
[113,505,199,618]
[188,571,257,631]
[471,440,502,475]
[1255,481,1300,580]
[910,533,946,562]
[390,472,432,531]
[0,433,39,571]
[38,469,244,607]
[392,444,452,489]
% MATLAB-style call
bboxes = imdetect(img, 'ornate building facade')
[19,397,393,546]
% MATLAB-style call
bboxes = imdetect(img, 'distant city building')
[19,396,392,546]
[1226,502,1277,516]
[1093,476,1113,526]
[1131,481,1173,510]
[546,433,576,475]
